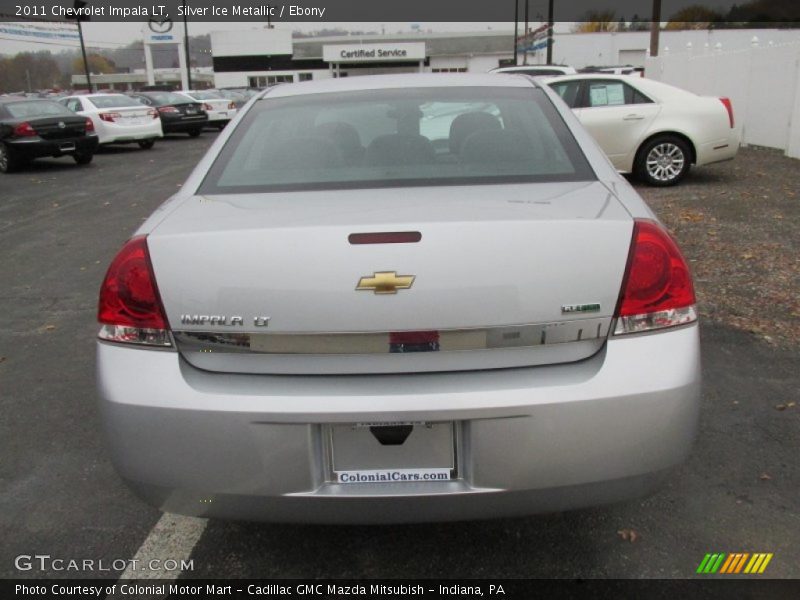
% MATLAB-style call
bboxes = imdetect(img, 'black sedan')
[128,91,208,136]
[0,97,99,173]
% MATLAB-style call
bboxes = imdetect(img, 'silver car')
[97,74,700,523]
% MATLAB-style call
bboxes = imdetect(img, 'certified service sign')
[323,42,426,63]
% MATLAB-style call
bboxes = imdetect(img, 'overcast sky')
[1,21,539,55]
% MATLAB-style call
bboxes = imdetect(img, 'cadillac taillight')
[720,97,735,128]
[614,219,697,335]
[98,235,172,346]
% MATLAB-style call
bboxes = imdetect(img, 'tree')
[572,11,619,33]
[72,53,115,74]
[0,52,62,93]
[666,5,724,30]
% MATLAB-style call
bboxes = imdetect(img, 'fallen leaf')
[0,356,6,363]
[759,473,771,481]
[617,528,639,543]
[775,404,787,411]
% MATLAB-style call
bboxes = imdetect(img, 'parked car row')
[0,89,239,173]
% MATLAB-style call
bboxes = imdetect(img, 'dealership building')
[210,27,800,88]
[210,29,515,87]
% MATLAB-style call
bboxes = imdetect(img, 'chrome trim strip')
[173,317,611,356]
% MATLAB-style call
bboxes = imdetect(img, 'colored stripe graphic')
[699,553,773,574]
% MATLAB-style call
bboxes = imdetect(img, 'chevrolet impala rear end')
[96,74,700,523]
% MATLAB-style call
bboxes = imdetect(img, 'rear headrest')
[459,130,535,166]
[314,121,363,160]
[263,136,343,170]
[365,134,435,167]
[449,112,502,154]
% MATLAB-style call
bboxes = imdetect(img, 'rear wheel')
[188,128,202,137]
[73,151,94,165]
[0,143,23,173]
[138,139,156,150]
[635,136,691,186]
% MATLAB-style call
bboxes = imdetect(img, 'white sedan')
[175,91,237,129]
[547,75,739,185]
[60,93,162,149]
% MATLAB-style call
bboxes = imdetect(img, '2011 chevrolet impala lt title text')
[96,74,701,523]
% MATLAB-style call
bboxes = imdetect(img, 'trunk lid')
[148,181,633,374]
[28,115,87,140]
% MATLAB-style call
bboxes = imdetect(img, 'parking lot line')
[117,513,206,580]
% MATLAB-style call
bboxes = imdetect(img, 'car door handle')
[623,114,645,121]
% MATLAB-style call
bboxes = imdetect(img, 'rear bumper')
[161,116,208,133]
[97,324,701,523]
[696,132,740,166]
[7,135,98,159]
[96,120,163,145]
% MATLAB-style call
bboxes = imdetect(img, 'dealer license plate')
[329,422,455,484]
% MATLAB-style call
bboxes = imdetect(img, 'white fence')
[645,39,800,159]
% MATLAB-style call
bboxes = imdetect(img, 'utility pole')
[650,0,662,57]
[25,69,32,92]
[182,0,193,90]
[523,0,529,65]
[513,0,519,65]
[546,0,554,65]
[67,1,93,92]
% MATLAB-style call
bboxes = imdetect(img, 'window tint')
[183,91,221,100]
[200,87,595,194]
[88,95,142,109]
[586,81,652,107]
[549,81,582,108]
[65,98,83,112]
[143,92,191,105]
[5,100,72,118]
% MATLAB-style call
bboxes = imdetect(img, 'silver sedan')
[96,74,700,523]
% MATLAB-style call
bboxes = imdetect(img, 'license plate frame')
[325,422,458,485]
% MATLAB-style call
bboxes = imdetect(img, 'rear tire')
[0,143,23,173]
[634,135,691,186]
[73,151,94,165]
[188,128,202,137]
[138,139,156,150]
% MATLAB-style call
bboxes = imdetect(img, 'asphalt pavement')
[0,135,797,580]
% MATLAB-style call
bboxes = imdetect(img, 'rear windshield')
[200,86,594,194]
[4,100,72,119]
[187,91,222,100]
[88,95,143,109]
[143,92,191,105]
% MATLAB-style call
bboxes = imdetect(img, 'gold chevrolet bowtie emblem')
[356,271,415,294]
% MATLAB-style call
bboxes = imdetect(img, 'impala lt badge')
[356,271,415,295]
[179,315,270,327]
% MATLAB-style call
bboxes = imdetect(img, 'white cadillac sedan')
[97,74,701,523]
[547,74,739,185]
[60,93,162,149]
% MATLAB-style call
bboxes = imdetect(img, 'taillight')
[98,235,172,347]
[13,121,36,137]
[614,219,697,335]
[99,112,120,122]
[203,103,213,111]
[84,117,94,132]
[720,97,734,128]
[157,106,179,114]
[147,108,158,119]
[228,102,236,110]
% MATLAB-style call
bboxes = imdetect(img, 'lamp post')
[182,0,193,90]
[546,0,554,65]
[513,0,519,65]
